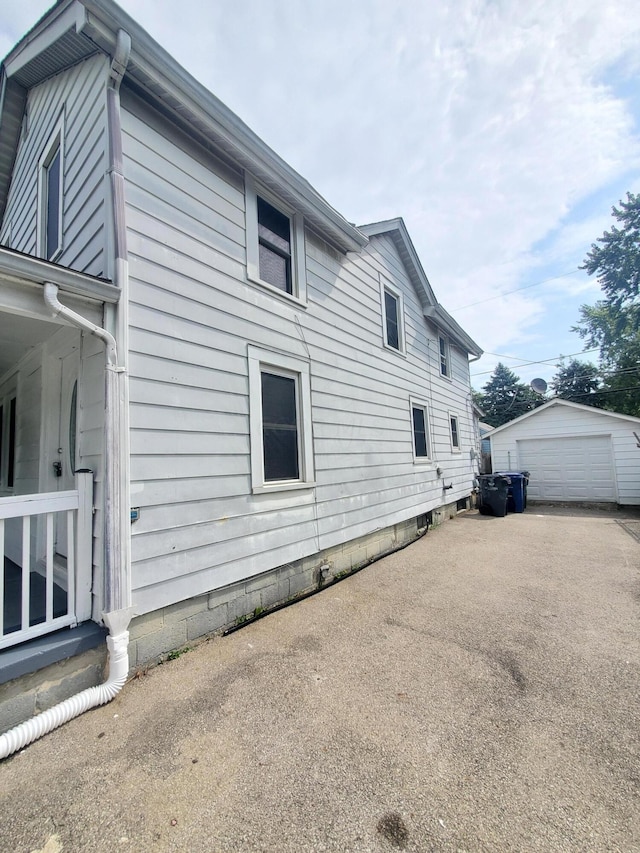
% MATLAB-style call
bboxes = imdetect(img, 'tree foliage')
[575,192,640,416]
[581,192,640,310]
[549,358,602,406]
[477,362,543,428]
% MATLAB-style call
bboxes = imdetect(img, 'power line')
[451,270,583,311]
[471,348,600,377]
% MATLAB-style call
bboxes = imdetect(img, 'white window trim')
[245,173,307,305]
[438,333,452,381]
[409,397,432,463]
[380,277,406,355]
[37,118,65,262]
[248,345,315,493]
[449,411,461,452]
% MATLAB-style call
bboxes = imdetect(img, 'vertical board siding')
[123,104,477,614]
[3,55,108,277]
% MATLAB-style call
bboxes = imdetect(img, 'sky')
[2,0,640,391]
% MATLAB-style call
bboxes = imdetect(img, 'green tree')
[581,192,640,310]
[574,303,640,416]
[550,358,603,406]
[575,192,640,416]
[478,362,543,428]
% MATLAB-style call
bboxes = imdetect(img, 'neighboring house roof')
[486,398,640,437]
[478,421,493,436]
[0,0,367,255]
[359,218,483,358]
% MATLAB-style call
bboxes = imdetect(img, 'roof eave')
[79,1,366,254]
[0,246,119,303]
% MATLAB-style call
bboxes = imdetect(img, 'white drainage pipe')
[0,629,129,760]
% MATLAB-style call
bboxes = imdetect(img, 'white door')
[517,435,616,502]
[46,335,80,558]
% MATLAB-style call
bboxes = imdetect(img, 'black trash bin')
[478,474,509,517]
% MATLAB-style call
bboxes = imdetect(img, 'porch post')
[75,469,94,623]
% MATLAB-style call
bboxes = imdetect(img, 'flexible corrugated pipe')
[0,628,128,759]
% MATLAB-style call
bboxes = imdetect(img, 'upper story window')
[38,121,64,261]
[439,335,450,378]
[245,174,307,303]
[449,413,461,451]
[410,399,431,462]
[248,346,315,493]
[380,280,405,353]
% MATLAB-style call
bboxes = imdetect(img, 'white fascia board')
[424,304,482,358]
[0,247,119,303]
[359,218,437,307]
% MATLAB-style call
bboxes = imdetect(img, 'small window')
[439,335,450,378]
[248,346,315,492]
[449,413,460,451]
[381,281,404,353]
[6,397,16,488]
[38,122,64,261]
[245,174,307,302]
[410,399,431,461]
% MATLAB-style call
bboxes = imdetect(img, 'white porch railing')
[0,471,93,650]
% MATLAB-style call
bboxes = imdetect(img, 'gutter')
[0,28,133,761]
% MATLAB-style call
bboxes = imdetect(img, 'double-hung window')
[449,413,461,451]
[410,399,431,462]
[248,346,315,492]
[439,335,450,378]
[380,280,405,353]
[245,174,307,302]
[38,122,64,261]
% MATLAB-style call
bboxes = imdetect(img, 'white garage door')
[517,435,616,502]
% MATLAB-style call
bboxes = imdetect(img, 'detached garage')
[488,399,640,505]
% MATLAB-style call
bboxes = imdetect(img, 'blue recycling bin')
[496,472,525,513]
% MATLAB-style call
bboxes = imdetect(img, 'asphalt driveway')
[2,507,639,853]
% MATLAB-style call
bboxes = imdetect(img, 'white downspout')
[0,30,133,761]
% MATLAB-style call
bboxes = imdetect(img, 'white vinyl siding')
[2,54,109,277]
[122,96,477,614]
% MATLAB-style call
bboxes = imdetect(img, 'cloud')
[4,0,640,364]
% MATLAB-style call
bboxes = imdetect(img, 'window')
[38,121,64,261]
[245,174,307,302]
[439,335,450,378]
[0,393,17,490]
[380,280,404,353]
[248,346,315,492]
[449,413,461,451]
[410,399,431,461]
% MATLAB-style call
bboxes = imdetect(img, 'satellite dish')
[530,378,548,394]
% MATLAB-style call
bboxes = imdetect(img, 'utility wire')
[471,348,600,377]
[451,270,583,311]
